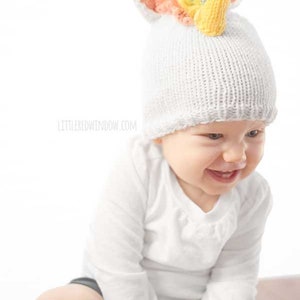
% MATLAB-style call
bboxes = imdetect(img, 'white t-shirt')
[81,134,273,300]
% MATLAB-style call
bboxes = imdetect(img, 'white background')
[0,0,299,299]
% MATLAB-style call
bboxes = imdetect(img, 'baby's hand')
[36,284,103,300]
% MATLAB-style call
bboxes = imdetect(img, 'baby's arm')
[78,140,158,300]
[202,175,273,300]
[37,139,157,300]
[36,282,103,300]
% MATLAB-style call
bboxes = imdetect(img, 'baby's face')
[153,120,266,200]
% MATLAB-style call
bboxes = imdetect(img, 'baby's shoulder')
[235,171,272,213]
[127,134,163,162]
[237,171,270,193]
[124,134,164,181]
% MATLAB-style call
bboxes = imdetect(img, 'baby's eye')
[246,130,260,138]
[207,133,223,140]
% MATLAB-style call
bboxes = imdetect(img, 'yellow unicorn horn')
[177,0,231,36]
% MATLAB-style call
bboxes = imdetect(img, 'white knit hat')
[134,0,277,140]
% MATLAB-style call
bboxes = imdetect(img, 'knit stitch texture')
[140,12,277,139]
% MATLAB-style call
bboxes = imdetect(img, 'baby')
[37,0,277,299]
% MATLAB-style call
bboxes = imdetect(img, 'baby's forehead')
[188,120,266,132]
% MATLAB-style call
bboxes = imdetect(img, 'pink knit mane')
[140,0,240,25]
[140,0,194,25]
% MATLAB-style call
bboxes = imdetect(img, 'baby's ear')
[152,137,162,145]
[133,0,161,23]
[229,0,242,9]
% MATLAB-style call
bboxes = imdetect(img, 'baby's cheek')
[242,145,265,178]
[247,143,265,163]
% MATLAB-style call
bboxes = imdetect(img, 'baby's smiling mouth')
[211,170,237,178]
[206,168,243,182]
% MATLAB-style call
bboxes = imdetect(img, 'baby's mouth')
[206,169,242,182]
[210,170,236,178]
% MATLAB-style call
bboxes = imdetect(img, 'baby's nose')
[223,144,247,163]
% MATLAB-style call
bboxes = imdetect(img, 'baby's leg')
[36,282,103,300]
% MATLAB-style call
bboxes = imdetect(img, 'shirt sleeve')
[201,175,273,300]
[80,139,158,300]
